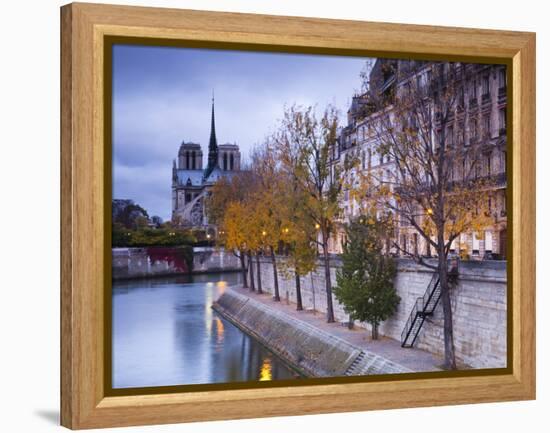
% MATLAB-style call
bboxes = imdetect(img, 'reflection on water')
[259,358,273,381]
[112,273,298,388]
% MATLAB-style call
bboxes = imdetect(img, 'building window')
[223,153,228,170]
[230,153,234,170]
[458,122,465,145]
[469,118,478,143]
[469,80,477,101]
[458,86,465,108]
[472,232,480,255]
[482,75,490,96]
[499,108,506,134]
[191,151,196,170]
[485,231,493,253]
[446,125,454,147]
[185,193,191,203]
[185,152,190,169]
[482,113,491,137]
[498,68,507,89]
[487,154,492,176]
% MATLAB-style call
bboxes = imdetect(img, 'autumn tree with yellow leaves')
[355,60,495,369]
[273,105,346,323]
[276,166,318,311]
[206,171,257,288]
[248,143,288,301]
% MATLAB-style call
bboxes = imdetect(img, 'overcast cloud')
[112,44,370,220]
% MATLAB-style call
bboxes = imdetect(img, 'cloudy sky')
[112,44,370,220]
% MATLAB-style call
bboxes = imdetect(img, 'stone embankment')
[213,288,411,378]
[256,257,507,369]
[112,246,241,280]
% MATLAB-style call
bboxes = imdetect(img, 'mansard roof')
[203,166,238,184]
[175,169,204,186]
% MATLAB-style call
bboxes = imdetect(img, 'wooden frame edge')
[60,2,536,429]
[60,3,74,429]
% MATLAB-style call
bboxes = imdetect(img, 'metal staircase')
[400,272,441,348]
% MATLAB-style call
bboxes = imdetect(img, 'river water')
[112,272,299,388]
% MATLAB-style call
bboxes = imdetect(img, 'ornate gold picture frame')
[61,2,535,429]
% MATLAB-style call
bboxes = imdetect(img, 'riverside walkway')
[229,285,443,373]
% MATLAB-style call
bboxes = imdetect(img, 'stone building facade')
[172,97,241,228]
[330,60,508,260]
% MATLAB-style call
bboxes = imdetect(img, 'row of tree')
[207,61,498,370]
[206,104,400,340]
[207,106,343,316]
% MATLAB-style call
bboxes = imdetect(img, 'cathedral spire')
[203,92,219,181]
[208,91,218,155]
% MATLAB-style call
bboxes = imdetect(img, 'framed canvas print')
[60,2,536,429]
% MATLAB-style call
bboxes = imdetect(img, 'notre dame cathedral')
[171,97,241,228]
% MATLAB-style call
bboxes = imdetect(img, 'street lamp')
[315,223,320,230]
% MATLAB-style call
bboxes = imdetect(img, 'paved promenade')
[230,285,444,373]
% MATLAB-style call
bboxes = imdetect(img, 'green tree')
[334,216,400,339]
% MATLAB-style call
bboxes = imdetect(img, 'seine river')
[112,272,298,388]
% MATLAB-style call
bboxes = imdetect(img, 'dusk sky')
[112,44,370,220]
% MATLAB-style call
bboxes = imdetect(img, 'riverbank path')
[229,285,445,373]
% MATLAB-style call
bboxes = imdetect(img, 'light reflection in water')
[259,358,273,381]
[215,317,225,345]
[112,273,298,388]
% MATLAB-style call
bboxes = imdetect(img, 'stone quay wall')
[256,257,507,369]
[213,288,410,377]
[112,247,241,280]
[192,247,242,273]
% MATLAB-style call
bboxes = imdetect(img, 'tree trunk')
[295,270,303,311]
[270,246,280,301]
[438,238,457,370]
[248,251,255,292]
[256,253,263,294]
[348,315,354,330]
[322,237,335,323]
[372,322,379,340]
[239,251,248,288]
